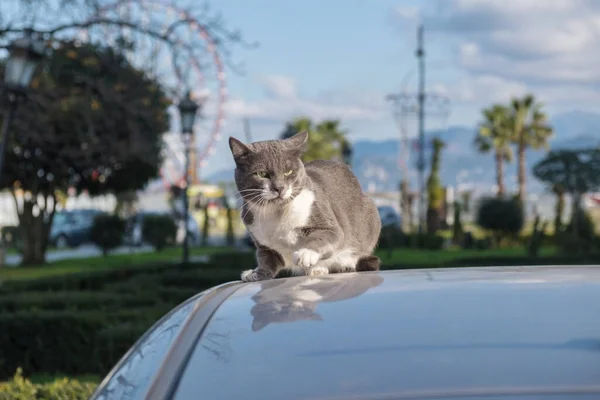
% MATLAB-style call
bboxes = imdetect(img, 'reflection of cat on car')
[249,273,384,331]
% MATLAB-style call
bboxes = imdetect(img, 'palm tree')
[510,94,553,203]
[280,117,350,163]
[474,104,512,197]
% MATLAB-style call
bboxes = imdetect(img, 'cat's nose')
[273,186,285,196]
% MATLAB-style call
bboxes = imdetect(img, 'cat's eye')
[284,169,294,176]
[255,171,269,179]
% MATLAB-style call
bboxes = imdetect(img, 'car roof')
[95,266,600,400]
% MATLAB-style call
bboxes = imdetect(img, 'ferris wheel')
[80,0,228,189]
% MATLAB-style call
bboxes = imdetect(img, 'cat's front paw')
[292,248,321,268]
[241,268,272,282]
[308,266,329,276]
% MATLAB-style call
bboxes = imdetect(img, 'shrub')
[377,225,406,253]
[0,226,20,249]
[527,215,549,257]
[0,262,175,293]
[0,368,96,400]
[473,237,493,251]
[142,214,177,252]
[476,197,524,246]
[0,307,171,379]
[0,291,156,313]
[557,208,598,254]
[405,233,444,250]
[0,258,244,379]
[90,215,126,256]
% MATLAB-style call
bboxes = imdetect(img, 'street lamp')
[341,141,352,167]
[178,90,200,264]
[0,32,45,185]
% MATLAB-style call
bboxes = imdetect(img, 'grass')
[0,244,564,282]
[0,246,229,281]
[376,246,558,266]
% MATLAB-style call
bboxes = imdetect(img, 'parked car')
[49,209,106,248]
[175,214,201,246]
[378,205,402,229]
[125,211,199,247]
[124,211,163,247]
[90,266,600,400]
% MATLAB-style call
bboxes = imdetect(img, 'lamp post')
[0,32,45,185]
[178,90,199,264]
[341,140,352,167]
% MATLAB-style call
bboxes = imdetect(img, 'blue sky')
[193,0,600,177]
[13,0,595,179]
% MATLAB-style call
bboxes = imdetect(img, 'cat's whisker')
[242,195,265,223]
[239,194,264,214]
[258,196,267,230]
[238,188,263,193]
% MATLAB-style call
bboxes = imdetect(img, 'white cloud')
[436,75,529,104]
[393,5,420,21]
[226,74,385,122]
[392,0,600,104]
[260,75,297,99]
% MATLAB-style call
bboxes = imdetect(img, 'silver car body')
[91,266,600,400]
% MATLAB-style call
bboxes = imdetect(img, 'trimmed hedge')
[5,248,599,381]
[0,291,158,313]
[380,253,600,270]
[0,262,178,293]
[376,228,446,251]
[0,369,96,399]
[0,306,172,377]
[0,258,243,380]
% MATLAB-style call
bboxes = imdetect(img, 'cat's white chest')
[248,189,315,260]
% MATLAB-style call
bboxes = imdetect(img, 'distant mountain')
[204,168,234,184]
[204,111,600,195]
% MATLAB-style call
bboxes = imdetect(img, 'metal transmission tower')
[386,24,451,233]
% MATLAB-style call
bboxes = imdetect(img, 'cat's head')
[228,131,309,204]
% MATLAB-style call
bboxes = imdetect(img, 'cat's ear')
[283,130,309,154]
[252,318,269,332]
[228,136,252,160]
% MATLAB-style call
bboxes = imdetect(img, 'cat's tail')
[356,255,381,272]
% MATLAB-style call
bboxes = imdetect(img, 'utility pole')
[386,24,450,233]
[243,118,253,143]
[416,24,426,234]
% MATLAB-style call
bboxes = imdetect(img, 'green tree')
[426,138,445,234]
[222,195,236,246]
[509,94,554,203]
[476,197,525,247]
[552,184,566,233]
[452,201,464,245]
[0,40,170,265]
[474,104,512,197]
[201,203,210,246]
[280,117,352,164]
[533,148,600,242]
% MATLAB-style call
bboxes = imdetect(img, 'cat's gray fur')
[228,130,381,282]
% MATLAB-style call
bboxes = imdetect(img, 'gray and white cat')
[228,130,381,282]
